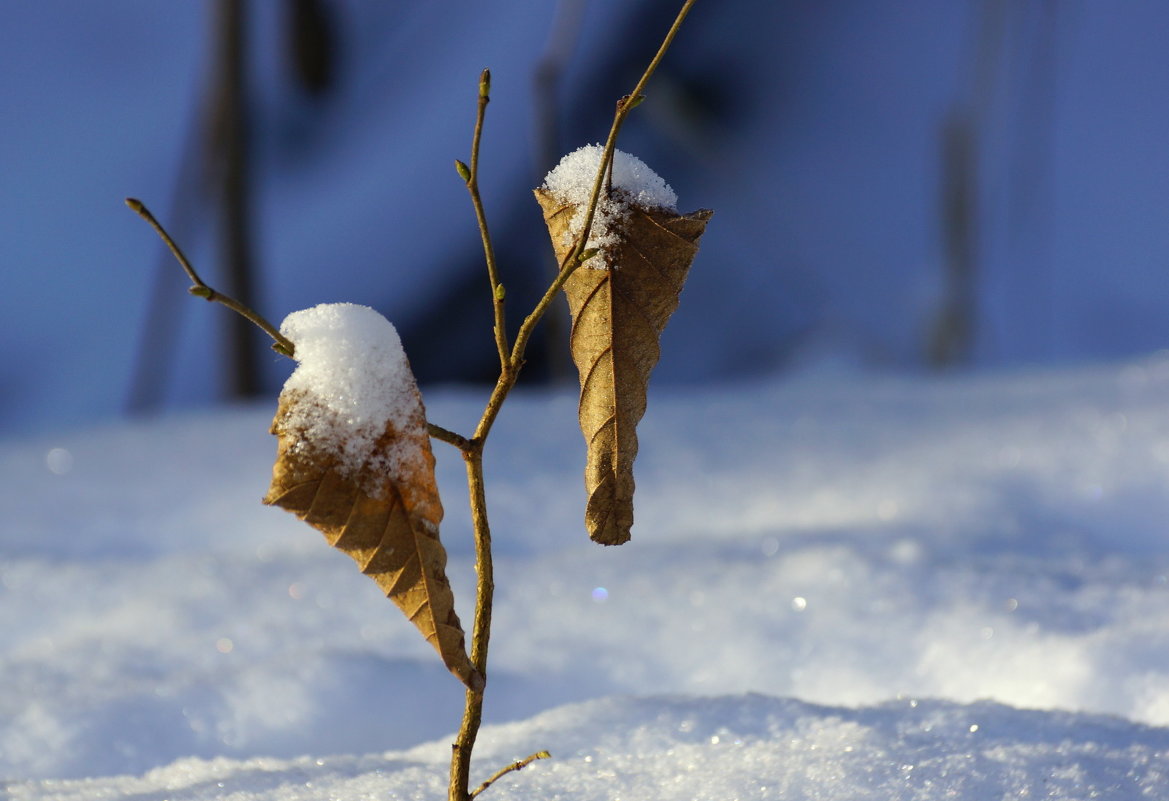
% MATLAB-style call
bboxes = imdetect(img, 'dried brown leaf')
[263,387,480,689]
[535,188,712,544]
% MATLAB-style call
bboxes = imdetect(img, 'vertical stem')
[449,447,494,801]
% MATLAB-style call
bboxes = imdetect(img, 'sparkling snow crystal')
[541,144,677,268]
[278,303,420,493]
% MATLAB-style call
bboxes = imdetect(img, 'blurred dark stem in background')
[928,0,1007,367]
[288,0,335,97]
[930,110,978,368]
[214,0,261,398]
[532,0,588,383]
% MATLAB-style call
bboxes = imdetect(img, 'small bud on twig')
[479,68,491,100]
[455,160,472,184]
[188,285,213,300]
[623,93,646,111]
[494,284,506,301]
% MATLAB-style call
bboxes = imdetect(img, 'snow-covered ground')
[5,356,1169,798]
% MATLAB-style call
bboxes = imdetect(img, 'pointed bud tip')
[479,68,491,98]
[454,159,472,183]
[188,285,212,299]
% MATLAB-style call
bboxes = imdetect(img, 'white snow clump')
[278,302,421,493]
[541,144,677,268]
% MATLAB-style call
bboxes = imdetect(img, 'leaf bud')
[454,159,472,183]
[620,93,646,112]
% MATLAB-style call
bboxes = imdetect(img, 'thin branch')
[130,197,486,451]
[508,0,697,382]
[465,1,700,443]
[460,68,510,369]
[125,198,296,358]
[428,422,475,452]
[470,751,552,799]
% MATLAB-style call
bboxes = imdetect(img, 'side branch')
[428,422,475,452]
[457,68,509,369]
[125,198,296,358]
[509,0,698,381]
[470,751,552,799]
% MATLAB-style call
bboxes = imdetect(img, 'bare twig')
[508,0,694,385]
[427,423,474,452]
[125,198,296,358]
[470,751,552,799]
[478,0,696,446]
[458,68,510,370]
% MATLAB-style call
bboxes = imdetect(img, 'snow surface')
[278,303,421,493]
[5,357,1169,797]
[541,144,678,268]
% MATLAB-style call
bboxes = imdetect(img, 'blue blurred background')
[3,1,1168,437]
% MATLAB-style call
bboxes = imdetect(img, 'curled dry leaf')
[263,383,480,690]
[535,188,712,545]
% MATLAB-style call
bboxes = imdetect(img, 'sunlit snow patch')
[541,144,678,268]
[278,302,420,495]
